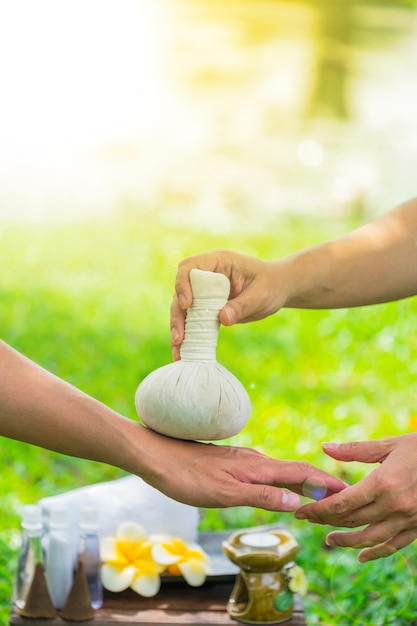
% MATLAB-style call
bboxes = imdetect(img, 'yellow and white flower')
[287,565,308,597]
[151,534,212,587]
[100,521,165,597]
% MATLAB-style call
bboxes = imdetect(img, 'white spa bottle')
[45,507,73,609]
[14,505,44,609]
[78,506,103,609]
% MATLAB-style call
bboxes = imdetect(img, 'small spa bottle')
[14,505,44,609]
[78,506,103,609]
[45,507,73,610]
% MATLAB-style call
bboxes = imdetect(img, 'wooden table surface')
[10,582,306,626]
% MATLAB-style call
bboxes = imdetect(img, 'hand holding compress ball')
[136,269,251,440]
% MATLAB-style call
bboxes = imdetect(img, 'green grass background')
[1,210,417,625]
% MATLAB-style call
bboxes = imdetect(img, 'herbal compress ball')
[135,269,251,440]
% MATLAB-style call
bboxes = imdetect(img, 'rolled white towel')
[39,475,200,563]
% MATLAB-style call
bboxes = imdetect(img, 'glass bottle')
[14,504,44,609]
[78,506,103,609]
[45,507,73,609]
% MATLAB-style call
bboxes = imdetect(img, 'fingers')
[357,528,417,562]
[295,476,376,525]
[235,474,347,512]
[231,483,301,511]
[174,251,233,311]
[174,259,197,311]
[170,252,235,358]
[326,523,417,563]
[322,439,393,464]
[171,250,278,330]
[220,455,340,509]
[295,435,417,563]
[257,459,348,500]
[170,288,236,360]
[205,452,346,509]
[221,282,272,325]
[170,293,187,361]
[326,519,398,549]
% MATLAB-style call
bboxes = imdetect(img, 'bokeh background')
[2,0,417,224]
[1,1,417,624]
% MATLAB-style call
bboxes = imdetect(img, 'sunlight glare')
[0,0,172,221]
[297,139,324,167]
[0,0,167,143]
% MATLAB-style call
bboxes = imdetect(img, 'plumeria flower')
[100,521,165,597]
[287,564,308,597]
[151,534,212,587]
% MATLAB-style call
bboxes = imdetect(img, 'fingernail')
[282,491,300,510]
[322,442,338,451]
[294,511,307,520]
[223,305,236,325]
[171,327,180,343]
[325,536,335,546]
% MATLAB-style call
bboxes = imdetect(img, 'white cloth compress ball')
[135,269,251,440]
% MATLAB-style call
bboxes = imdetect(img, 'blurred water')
[0,0,416,226]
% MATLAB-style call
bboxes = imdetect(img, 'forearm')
[0,340,145,475]
[0,341,349,511]
[280,197,417,309]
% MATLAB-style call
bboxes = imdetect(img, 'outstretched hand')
[140,427,347,512]
[295,434,417,562]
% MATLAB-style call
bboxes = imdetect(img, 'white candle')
[240,532,280,548]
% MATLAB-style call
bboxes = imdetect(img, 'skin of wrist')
[279,244,336,309]
[270,255,314,310]
[115,421,174,486]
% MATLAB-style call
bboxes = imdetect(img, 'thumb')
[220,291,257,325]
[219,303,239,326]
[322,439,393,464]
[219,283,272,326]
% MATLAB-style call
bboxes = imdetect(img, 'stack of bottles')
[14,504,103,620]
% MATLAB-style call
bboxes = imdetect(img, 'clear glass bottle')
[45,507,73,610]
[14,504,44,609]
[78,506,103,609]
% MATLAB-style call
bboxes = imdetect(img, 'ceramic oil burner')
[222,529,299,624]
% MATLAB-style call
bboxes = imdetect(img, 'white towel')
[39,475,200,563]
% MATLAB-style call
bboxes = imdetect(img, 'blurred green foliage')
[1,211,416,623]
